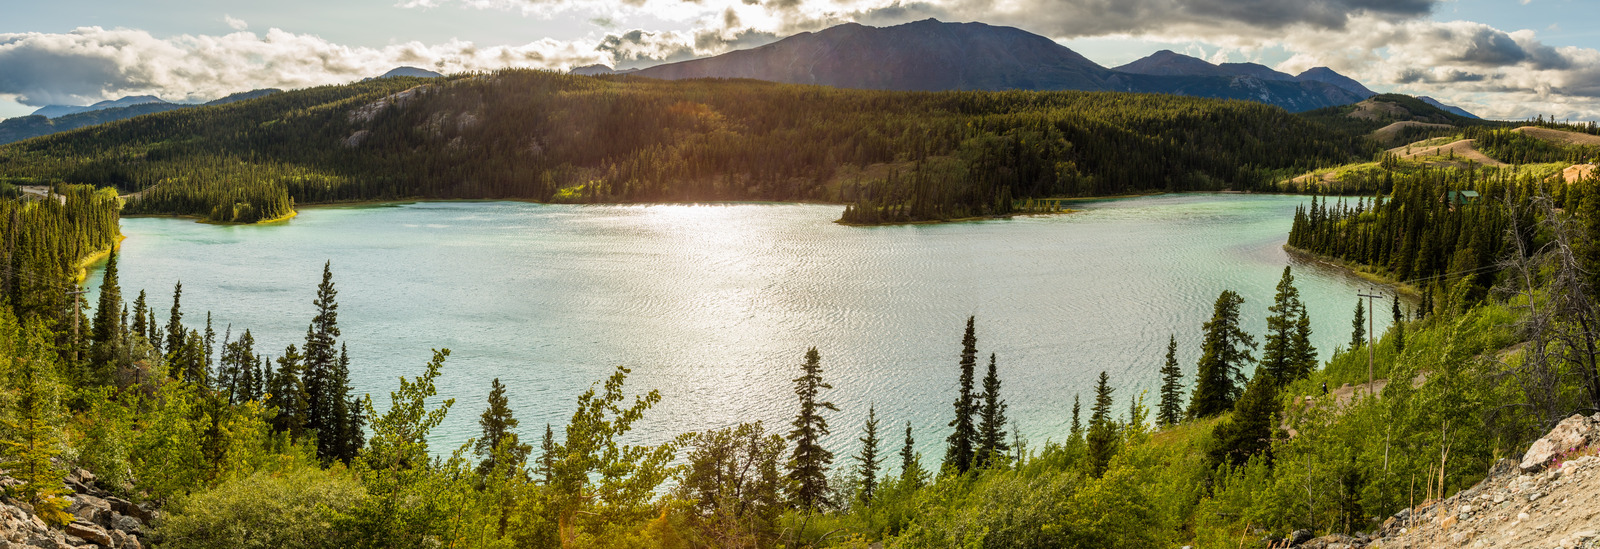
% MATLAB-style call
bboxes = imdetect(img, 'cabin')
[1444,190,1480,209]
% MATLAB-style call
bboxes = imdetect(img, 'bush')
[157,459,364,549]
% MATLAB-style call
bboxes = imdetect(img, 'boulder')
[67,495,111,527]
[1519,414,1600,472]
[62,521,111,546]
[108,514,140,536]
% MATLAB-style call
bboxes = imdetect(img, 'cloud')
[224,15,249,31]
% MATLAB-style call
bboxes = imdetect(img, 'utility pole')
[1358,289,1385,395]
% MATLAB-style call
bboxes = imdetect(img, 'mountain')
[31,95,171,119]
[1295,67,1377,98]
[1417,96,1480,119]
[1114,50,1230,77]
[1,89,281,145]
[636,19,1112,92]
[377,67,443,79]
[570,65,638,76]
[633,20,1365,112]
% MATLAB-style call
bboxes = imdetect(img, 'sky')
[1,0,1597,120]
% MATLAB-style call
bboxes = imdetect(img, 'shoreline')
[1282,244,1422,298]
[72,235,127,284]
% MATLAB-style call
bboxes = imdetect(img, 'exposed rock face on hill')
[0,469,154,549]
[633,19,1365,112]
[1281,414,1600,548]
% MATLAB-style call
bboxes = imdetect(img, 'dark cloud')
[961,0,1442,38]
[0,35,140,106]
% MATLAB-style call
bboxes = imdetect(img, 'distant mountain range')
[1,89,281,145]
[585,19,1473,116]
[373,66,444,79]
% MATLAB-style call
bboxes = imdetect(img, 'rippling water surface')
[88,194,1396,458]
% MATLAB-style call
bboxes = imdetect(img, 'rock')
[62,521,110,546]
[108,513,140,536]
[1289,529,1314,545]
[67,495,110,527]
[1520,414,1599,473]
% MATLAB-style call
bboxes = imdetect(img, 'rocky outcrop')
[0,469,154,549]
[1521,414,1600,473]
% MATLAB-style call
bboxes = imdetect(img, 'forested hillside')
[0,70,1369,223]
[1,164,1597,547]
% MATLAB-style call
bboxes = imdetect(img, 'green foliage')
[1260,266,1317,386]
[1188,290,1256,418]
[1085,371,1117,478]
[676,422,786,547]
[1,71,1369,223]
[158,455,366,549]
[0,319,73,526]
[1157,335,1184,427]
[475,377,532,479]
[853,405,883,505]
[974,354,1009,469]
[788,347,838,510]
[944,317,978,475]
[1466,126,1600,164]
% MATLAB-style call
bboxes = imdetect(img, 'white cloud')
[224,15,249,31]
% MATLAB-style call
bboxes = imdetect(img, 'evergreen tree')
[1350,298,1366,350]
[165,281,184,360]
[218,329,259,403]
[129,290,148,344]
[1085,371,1117,478]
[1392,295,1406,352]
[303,262,341,449]
[974,353,1009,469]
[322,345,363,464]
[853,404,882,505]
[1157,335,1183,427]
[1,325,74,526]
[1188,290,1257,418]
[203,313,216,385]
[173,328,207,384]
[899,421,924,488]
[1209,375,1282,466]
[538,423,556,485]
[475,378,532,478]
[265,344,309,439]
[943,316,978,475]
[1260,267,1316,386]
[786,347,837,510]
[87,248,122,377]
[1069,394,1083,444]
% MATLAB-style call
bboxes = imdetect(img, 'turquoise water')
[88,194,1397,459]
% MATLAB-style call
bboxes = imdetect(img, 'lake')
[87,194,1397,460]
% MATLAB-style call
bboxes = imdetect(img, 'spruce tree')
[853,404,882,505]
[1157,335,1183,427]
[1187,290,1257,418]
[899,421,924,488]
[130,290,148,345]
[538,424,556,485]
[786,347,837,510]
[974,353,1009,469]
[3,327,74,526]
[943,316,978,475]
[265,344,309,439]
[1085,371,1117,478]
[1209,374,1281,466]
[1350,298,1366,350]
[1069,394,1083,444]
[174,329,207,384]
[303,262,340,451]
[1392,295,1406,352]
[88,248,122,376]
[1260,267,1315,386]
[322,345,363,464]
[165,281,184,360]
[476,378,532,478]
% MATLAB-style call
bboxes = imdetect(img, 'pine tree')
[1069,394,1083,444]
[303,262,340,449]
[174,329,207,384]
[1392,294,1406,352]
[853,404,882,505]
[265,344,310,439]
[1188,290,1257,418]
[2,326,74,527]
[87,248,122,378]
[1209,374,1281,466]
[1350,298,1366,350]
[943,316,978,475]
[974,353,1009,469]
[1157,335,1183,427]
[786,347,837,510]
[165,281,184,360]
[203,313,215,385]
[130,290,148,344]
[538,424,556,485]
[322,345,363,464]
[1260,267,1315,385]
[899,421,924,488]
[475,378,532,478]
[1085,371,1117,478]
